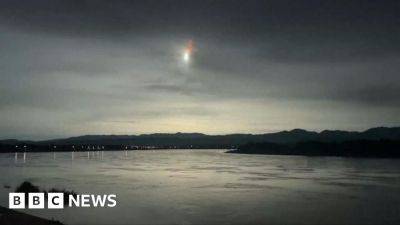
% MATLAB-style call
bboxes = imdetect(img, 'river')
[0,150,399,225]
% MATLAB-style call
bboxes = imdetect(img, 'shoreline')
[1,148,400,159]
[0,206,63,225]
[226,150,400,159]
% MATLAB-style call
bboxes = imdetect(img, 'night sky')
[1,0,399,140]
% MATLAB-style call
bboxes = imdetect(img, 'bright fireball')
[183,40,194,63]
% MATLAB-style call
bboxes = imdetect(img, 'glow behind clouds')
[183,51,190,63]
[182,40,194,64]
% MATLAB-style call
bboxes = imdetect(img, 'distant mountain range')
[1,127,400,149]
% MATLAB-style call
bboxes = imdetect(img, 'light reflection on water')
[1,150,400,225]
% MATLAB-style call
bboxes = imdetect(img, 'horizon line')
[2,125,399,142]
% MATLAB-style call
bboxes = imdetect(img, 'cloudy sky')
[1,0,399,140]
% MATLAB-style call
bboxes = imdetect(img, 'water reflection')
[13,152,26,164]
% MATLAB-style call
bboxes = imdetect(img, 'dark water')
[0,150,399,225]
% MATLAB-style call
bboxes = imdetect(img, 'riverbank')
[0,206,63,225]
[229,139,400,158]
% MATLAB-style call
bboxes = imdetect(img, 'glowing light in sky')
[183,51,190,63]
[182,40,194,64]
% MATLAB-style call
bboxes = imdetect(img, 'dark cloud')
[1,0,399,63]
[1,1,399,37]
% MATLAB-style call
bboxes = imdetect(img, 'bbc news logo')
[9,193,117,209]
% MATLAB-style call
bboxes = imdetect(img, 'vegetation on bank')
[15,181,77,206]
[1,181,67,225]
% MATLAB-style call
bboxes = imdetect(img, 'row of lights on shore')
[13,145,214,152]
[14,145,185,150]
